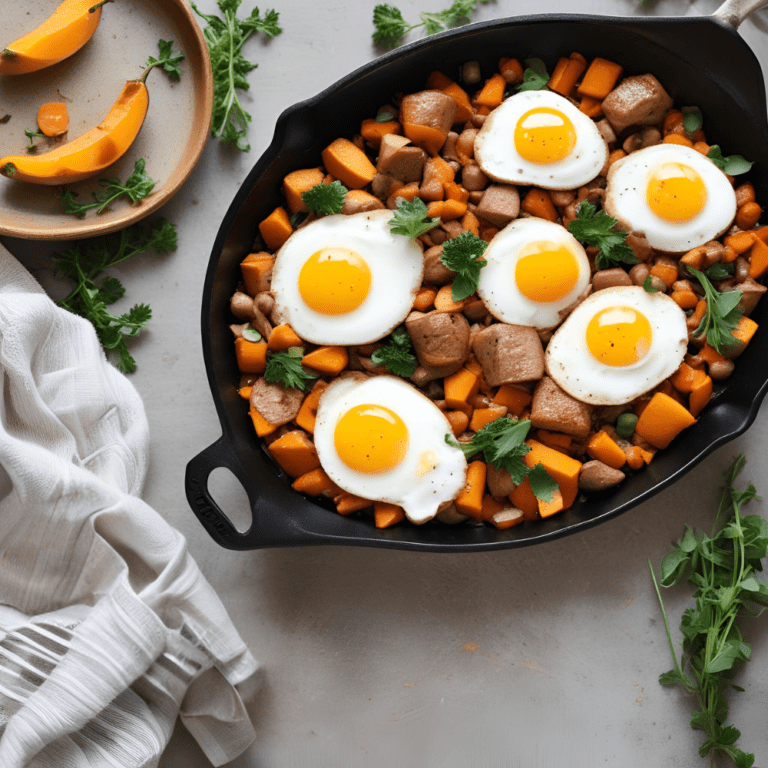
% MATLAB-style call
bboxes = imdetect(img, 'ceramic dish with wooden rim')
[0,0,212,240]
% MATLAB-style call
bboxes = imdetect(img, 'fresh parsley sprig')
[650,454,766,768]
[191,0,282,151]
[517,58,549,92]
[446,417,559,502]
[144,39,185,81]
[372,0,490,48]
[568,201,639,271]
[371,327,417,378]
[25,127,45,149]
[55,219,177,372]
[264,346,316,390]
[642,276,660,294]
[687,267,742,353]
[61,158,156,218]
[301,180,348,215]
[681,106,703,137]
[440,230,488,301]
[389,197,440,240]
[708,146,753,176]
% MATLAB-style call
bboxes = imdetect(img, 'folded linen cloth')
[0,243,258,767]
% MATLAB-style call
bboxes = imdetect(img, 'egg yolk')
[298,247,372,315]
[334,404,409,473]
[515,241,580,302]
[586,306,653,367]
[514,107,577,164]
[646,162,707,223]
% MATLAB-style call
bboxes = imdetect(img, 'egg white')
[603,144,737,253]
[476,218,591,329]
[545,286,688,405]
[270,210,424,345]
[313,373,468,524]
[474,90,608,190]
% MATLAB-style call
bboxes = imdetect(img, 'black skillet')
[185,0,768,552]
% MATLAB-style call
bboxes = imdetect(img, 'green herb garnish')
[191,0,282,151]
[447,417,559,502]
[682,106,703,137]
[371,326,417,378]
[61,158,155,218]
[517,58,549,92]
[0,114,10,124]
[144,39,185,82]
[703,262,735,282]
[708,146,753,176]
[568,201,640,271]
[24,128,45,149]
[643,276,660,294]
[650,454,766,768]
[375,110,396,123]
[687,267,742,353]
[264,347,316,390]
[389,197,440,240]
[440,230,488,301]
[54,218,177,373]
[301,180,348,215]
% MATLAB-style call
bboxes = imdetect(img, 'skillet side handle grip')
[713,0,768,28]
[185,436,251,550]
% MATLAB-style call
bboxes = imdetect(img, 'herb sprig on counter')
[191,0,282,151]
[302,180,348,216]
[567,201,639,271]
[447,417,559,502]
[61,158,156,218]
[264,347,316,391]
[144,38,185,81]
[55,218,177,373]
[389,197,440,240]
[373,0,490,48]
[687,267,742,353]
[371,327,417,378]
[440,230,488,301]
[650,454,766,768]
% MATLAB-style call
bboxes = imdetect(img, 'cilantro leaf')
[703,262,734,282]
[191,1,282,151]
[61,158,156,218]
[446,417,558,502]
[643,276,660,294]
[682,106,703,137]
[568,202,639,270]
[389,197,440,240]
[54,218,177,372]
[707,145,753,176]
[687,267,743,353]
[440,230,488,301]
[517,58,549,92]
[371,326,417,378]
[144,39,185,82]
[264,347,316,390]
[301,180,348,215]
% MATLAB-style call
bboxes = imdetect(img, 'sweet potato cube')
[374,502,406,528]
[321,138,376,189]
[282,167,325,213]
[523,439,582,511]
[635,392,696,449]
[240,253,275,295]
[259,206,293,251]
[267,430,321,478]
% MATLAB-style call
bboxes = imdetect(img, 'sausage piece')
[475,184,520,228]
[530,376,593,438]
[250,378,305,425]
[376,134,427,183]
[602,74,673,133]
[405,310,471,370]
[472,323,545,386]
[579,460,626,491]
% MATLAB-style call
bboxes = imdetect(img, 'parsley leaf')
[440,230,488,301]
[568,202,639,271]
[264,347,316,390]
[389,197,440,240]
[371,326,417,378]
[144,39,185,81]
[25,127,45,149]
[703,262,734,282]
[446,417,558,502]
[191,1,282,151]
[373,0,489,48]
[54,218,177,372]
[650,454,764,768]
[707,145,753,176]
[682,106,703,137]
[61,158,156,218]
[517,58,549,92]
[0,114,10,124]
[643,276,660,294]
[687,267,743,353]
[301,180,348,215]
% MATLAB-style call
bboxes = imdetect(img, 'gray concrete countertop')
[3,0,768,765]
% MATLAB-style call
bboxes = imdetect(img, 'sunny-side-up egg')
[476,217,591,329]
[270,209,424,345]
[545,286,688,405]
[474,90,608,189]
[313,373,468,524]
[603,144,737,253]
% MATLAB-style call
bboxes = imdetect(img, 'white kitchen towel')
[0,242,258,768]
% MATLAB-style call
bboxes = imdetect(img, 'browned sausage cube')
[602,74,673,133]
[376,134,427,183]
[475,184,520,228]
[250,378,305,426]
[472,324,544,386]
[399,90,459,155]
[405,310,470,369]
[530,376,593,438]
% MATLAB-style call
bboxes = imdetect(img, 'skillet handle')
[185,435,254,550]
[713,0,768,27]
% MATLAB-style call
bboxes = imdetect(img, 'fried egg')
[603,144,737,253]
[270,210,424,345]
[476,218,591,329]
[313,373,468,524]
[545,286,688,405]
[474,90,608,190]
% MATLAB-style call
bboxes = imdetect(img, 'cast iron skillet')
[186,0,768,552]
